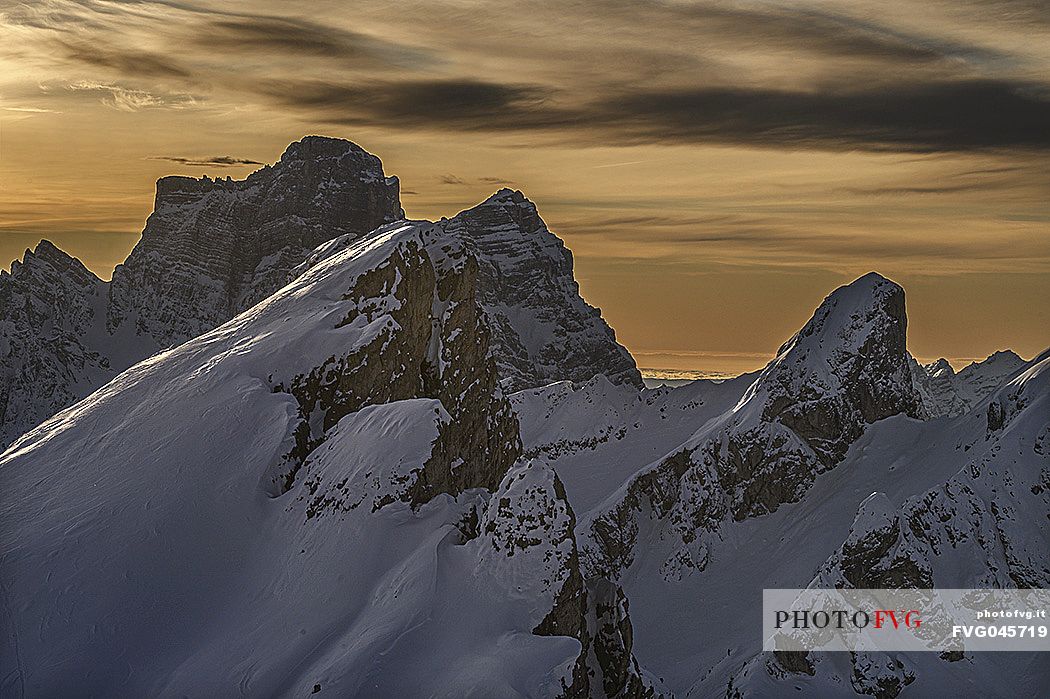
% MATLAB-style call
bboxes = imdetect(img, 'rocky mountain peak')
[925,357,955,378]
[444,191,644,392]
[108,137,404,347]
[917,347,1030,418]
[9,240,100,287]
[758,272,922,460]
[774,272,904,358]
[280,134,373,161]
[479,187,526,206]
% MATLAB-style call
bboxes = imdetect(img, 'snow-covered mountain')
[0,138,639,448]
[0,219,656,698]
[2,136,1045,698]
[509,275,1047,697]
[914,350,1028,417]
[580,272,927,582]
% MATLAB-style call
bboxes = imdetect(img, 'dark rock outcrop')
[267,223,521,506]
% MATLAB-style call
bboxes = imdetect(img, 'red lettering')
[874,610,900,629]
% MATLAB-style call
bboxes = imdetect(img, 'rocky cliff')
[107,136,403,345]
[0,137,402,448]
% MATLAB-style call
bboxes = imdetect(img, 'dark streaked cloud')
[148,155,263,167]
[254,75,1050,152]
[54,38,191,78]
[191,14,432,67]
[258,78,571,130]
[842,184,996,196]
[590,80,1050,152]
[650,3,1006,66]
[9,0,1049,153]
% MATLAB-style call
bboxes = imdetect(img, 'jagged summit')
[925,357,955,376]
[479,187,523,206]
[916,347,1030,417]
[757,272,921,452]
[776,272,902,355]
[280,134,374,160]
[961,348,1022,371]
[445,190,643,391]
[8,237,97,281]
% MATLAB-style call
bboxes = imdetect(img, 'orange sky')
[2,1,1048,373]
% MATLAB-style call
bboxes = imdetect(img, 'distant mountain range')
[2,137,1045,698]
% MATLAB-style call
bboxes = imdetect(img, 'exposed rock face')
[914,350,1027,417]
[265,221,521,505]
[584,273,928,581]
[108,136,403,346]
[0,242,109,445]
[514,462,659,699]
[445,189,643,393]
[584,576,658,699]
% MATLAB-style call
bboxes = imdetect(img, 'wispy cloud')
[66,81,199,111]
[1,106,57,113]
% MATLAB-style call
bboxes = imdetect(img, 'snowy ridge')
[0,220,561,696]
[0,215,665,698]
[914,349,1028,417]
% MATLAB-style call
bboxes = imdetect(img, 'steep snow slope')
[511,372,757,514]
[0,219,658,699]
[0,222,543,696]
